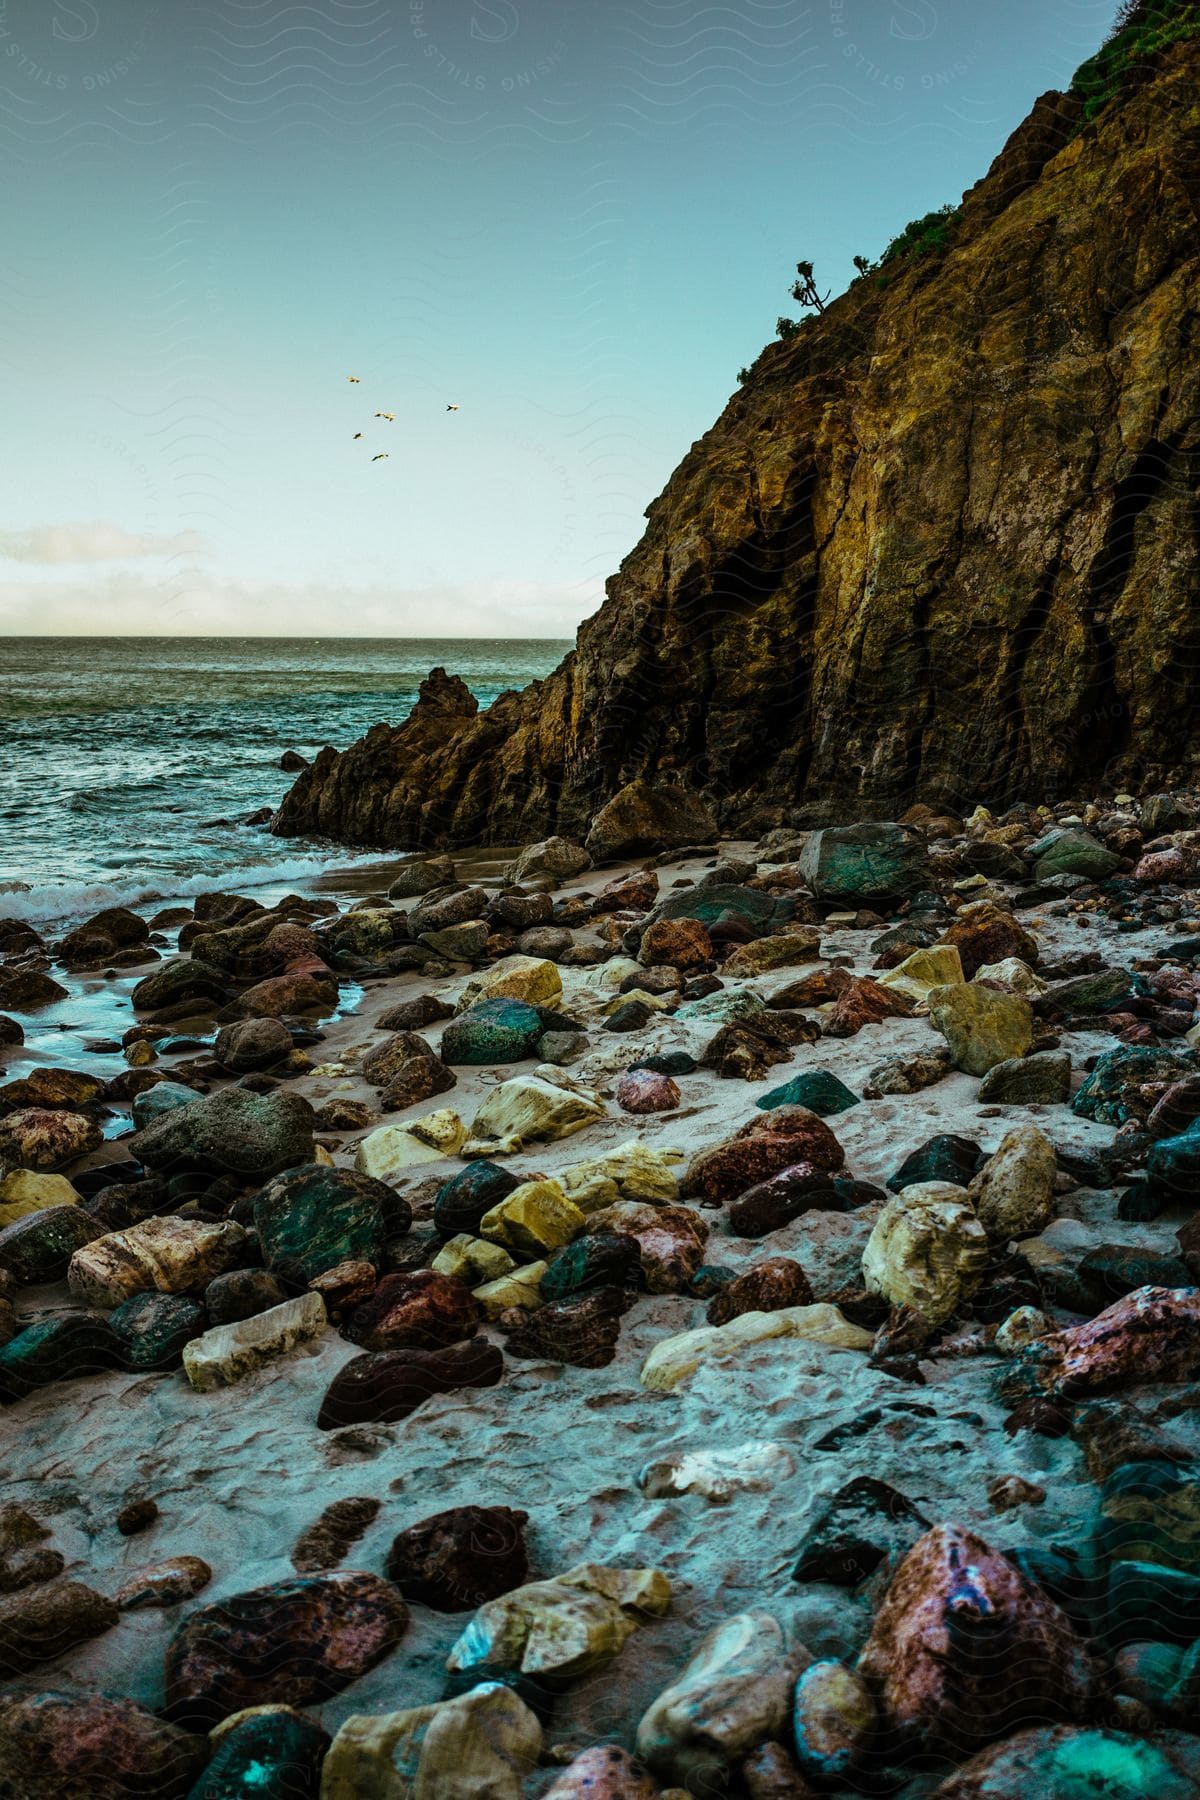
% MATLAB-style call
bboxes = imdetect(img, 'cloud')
[0,520,207,565]
[0,570,597,639]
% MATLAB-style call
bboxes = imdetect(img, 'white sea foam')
[0,850,395,930]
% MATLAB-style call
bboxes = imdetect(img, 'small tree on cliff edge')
[790,261,830,314]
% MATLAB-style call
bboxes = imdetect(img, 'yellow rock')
[464,1074,604,1157]
[602,988,674,1015]
[721,930,822,978]
[0,1168,79,1227]
[636,1611,795,1791]
[927,981,1033,1076]
[879,945,964,1000]
[974,956,1048,995]
[321,1681,543,1800]
[862,1182,988,1324]
[561,1139,683,1205]
[640,1305,872,1391]
[355,1109,466,1180]
[447,1563,671,1685]
[555,1174,622,1214]
[313,1143,335,1167]
[431,1233,515,1284]
[124,1038,158,1067]
[458,954,562,1011]
[472,1260,547,1318]
[480,1179,586,1256]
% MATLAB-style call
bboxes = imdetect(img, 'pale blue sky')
[0,0,1119,636]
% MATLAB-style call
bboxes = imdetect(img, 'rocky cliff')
[275,39,1200,850]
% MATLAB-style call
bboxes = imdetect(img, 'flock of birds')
[347,376,459,460]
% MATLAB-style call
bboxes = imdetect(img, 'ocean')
[0,637,571,927]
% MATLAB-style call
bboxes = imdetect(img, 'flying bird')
[353,432,363,439]
[446,403,460,411]
[374,411,396,422]
[372,453,389,461]
[347,375,361,382]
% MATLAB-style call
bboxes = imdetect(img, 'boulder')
[68,1217,248,1310]
[584,1201,707,1293]
[321,1685,542,1800]
[930,1726,1200,1800]
[0,1312,118,1403]
[434,1160,522,1237]
[1033,827,1122,880]
[616,1069,682,1113]
[385,1505,529,1611]
[182,1292,327,1391]
[388,854,456,898]
[0,1691,203,1800]
[316,1338,503,1428]
[254,1164,399,1288]
[479,1179,587,1257]
[213,1016,294,1071]
[0,1108,102,1171]
[502,1287,628,1368]
[343,1269,479,1352]
[635,1611,797,1791]
[928,982,1034,1076]
[0,1169,79,1228]
[163,1570,409,1728]
[756,1070,858,1118]
[969,1126,1057,1239]
[509,836,592,883]
[977,1049,1072,1105]
[465,1073,604,1155]
[799,822,929,903]
[0,1206,102,1284]
[640,1304,871,1390]
[129,1087,315,1177]
[186,1708,330,1800]
[1001,1286,1200,1402]
[355,1108,467,1180]
[857,1524,1097,1756]
[940,902,1039,980]
[706,1256,813,1324]
[542,1747,660,1799]
[0,1580,118,1674]
[585,778,718,859]
[446,1563,670,1685]
[792,1659,876,1785]
[862,1184,988,1325]
[109,1292,206,1370]
[683,1109,844,1206]
[458,953,563,1011]
[441,999,545,1065]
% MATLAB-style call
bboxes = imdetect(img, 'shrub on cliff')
[1073,0,1200,120]
[879,204,959,268]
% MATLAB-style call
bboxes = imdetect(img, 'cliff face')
[276,44,1200,850]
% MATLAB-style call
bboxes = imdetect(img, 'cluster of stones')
[6,795,1200,1791]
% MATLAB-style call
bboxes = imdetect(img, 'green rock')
[676,988,767,1024]
[109,1292,206,1371]
[185,1704,330,1798]
[441,999,545,1066]
[647,885,793,936]
[1099,1460,1200,1578]
[254,1165,398,1289]
[0,1313,119,1403]
[129,1087,315,1178]
[1106,1558,1200,1646]
[0,1204,99,1284]
[434,1161,522,1237]
[938,1727,1200,1799]
[540,1232,642,1302]
[887,1134,982,1193]
[131,1082,200,1130]
[799,822,929,903]
[757,1070,859,1117]
[1148,1121,1200,1201]
[1032,828,1122,881]
[1073,1047,1199,1126]
[1041,967,1141,1015]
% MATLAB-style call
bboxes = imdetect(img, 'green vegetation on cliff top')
[1073,0,1200,120]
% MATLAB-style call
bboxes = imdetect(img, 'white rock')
[321,1683,543,1799]
[640,1305,872,1392]
[638,1442,796,1502]
[636,1611,799,1790]
[182,1291,326,1392]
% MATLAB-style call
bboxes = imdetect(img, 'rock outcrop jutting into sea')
[275,39,1200,850]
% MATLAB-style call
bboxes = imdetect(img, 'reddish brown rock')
[727,1164,868,1237]
[291,1496,382,1573]
[0,1690,204,1800]
[0,1580,118,1673]
[701,1013,819,1080]
[593,870,659,913]
[638,917,713,971]
[343,1268,480,1351]
[770,968,853,1009]
[163,1569,409,1728]
[385,1503,529,1611]
[114,1556,212,1610]
[543,1745,662,1797]
[379,1055,457,1111]
[823,976,916,1038]
[683,1109,844,1206]
[743,1741,820,1798]
[1001,1285,1200,1402]
[616,1070,681,1114]
[360,1030,437,1087]
[502,1287,629,1367]
[584,1202,708,1293]
[940,903,1038,980]
[308,1258,378,1317]
[222,963,339,1020]
[316,1337,504,1428]
[856,1524,1098,1756]
[706,1256,813,1325]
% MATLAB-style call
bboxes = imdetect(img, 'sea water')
[0,636,570,926]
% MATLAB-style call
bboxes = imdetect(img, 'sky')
[0,0,1121,639]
